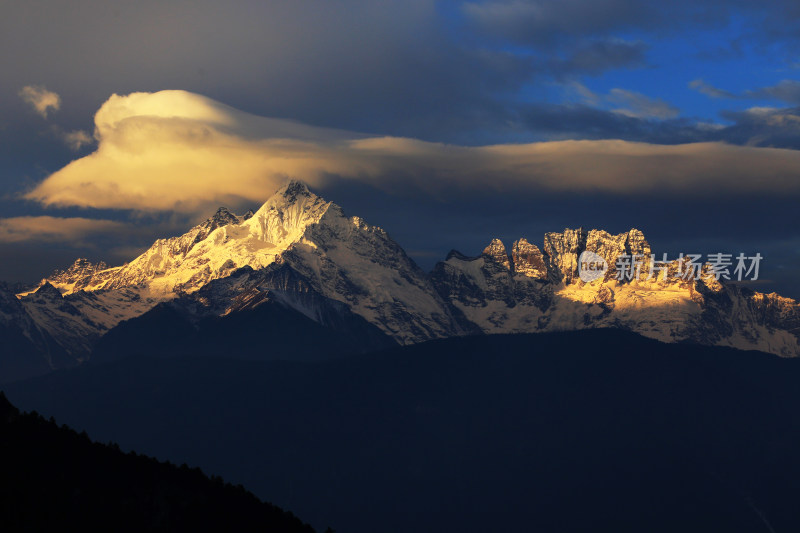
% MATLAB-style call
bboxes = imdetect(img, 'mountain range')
[2,180,799,382]
[8,330,800,532]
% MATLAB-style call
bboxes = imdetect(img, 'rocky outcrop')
[431,228,800,357]
[511,238,547,280]
[543,228,651,283]
[5,182,800,383]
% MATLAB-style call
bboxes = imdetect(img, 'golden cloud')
[23,90,800,216]
[61,130,94,151]
[0,217,129,244]
[19,85,61,118]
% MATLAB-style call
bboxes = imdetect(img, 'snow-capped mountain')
[90,263,398,362]
[92,181,465,342]
[4,180,800,381]
[17,282,159,358]
[431,230,800,356]
[0,282,71,380]
[10,181,468,374]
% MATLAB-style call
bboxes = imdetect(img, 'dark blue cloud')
[3,0,800,299]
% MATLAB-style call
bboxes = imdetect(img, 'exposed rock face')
[511,238,547,280]
[543,228,651,283]
[543,228,588,284]
[275,199,470,344]
[190,207,241,247]
[24,258,114,296]
[431,228,800,357]
[4,182,800,384]
[482,239,511,270]
[16,281,159,359]
[13,181,471,357]
[0,282,71,379]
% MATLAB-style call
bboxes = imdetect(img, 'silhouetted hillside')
[8,329,800,532]
[91,295,395,364]
[0,392,316,532]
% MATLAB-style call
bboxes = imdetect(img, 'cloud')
[607,88,680,119]
[18,85,61,118]
[690,79,800,106]
[548,39,649,77]
[22,90,800,217]
[461,0,756,48]
[0,1,534,144]
[746,80,800,105]
[516,99,800,149]
[0,216,128,244]
[550,86,685,137]
[24,91,363,213]
[60,130,93,151]
[46,126,94,151]
[716,106,800,147]
[463,0,654,47]
[353,137,800,195]
[689,79,736,99]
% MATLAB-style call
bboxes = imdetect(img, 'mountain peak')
[213,206,234,217]
[482,238,510,269]
[276,180,312,201]
[64,257,108,273]
[445,249,470,261]
[96,181,337,296]
[204,207,239,228]
[34,281,63,299]
[511,238,547,279]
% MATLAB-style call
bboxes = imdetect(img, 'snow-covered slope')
[6,181,800,380]
[431,229,800,356]
[91,263,397,362]
[0,282,72,379]
[99,181,466,343]
[15,181,468,352]
[17,283,160,358]
[16,258,120,296]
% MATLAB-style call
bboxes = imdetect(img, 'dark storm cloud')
[519,103,671,140]
[461,0,800,84]
[746,80,800,105]
[517,99,800,150]
[4,0,800,301]
[0,0,534,144]
[462,0,656,47]
[461,0,759,47]
[3,0,798,149]
[515,103,716,144]
[716,107,800,148]
[548,39,649,77]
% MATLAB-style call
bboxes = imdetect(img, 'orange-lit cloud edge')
[10,89,800,243]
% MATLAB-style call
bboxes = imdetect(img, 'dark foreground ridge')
[8,328,800,533]
[0,392,316,532]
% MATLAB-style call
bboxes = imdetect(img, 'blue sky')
[1,0,800,296]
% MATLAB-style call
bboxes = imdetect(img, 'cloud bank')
[22,90,800,217]
[0,216,128,244]
[18,85,61,118]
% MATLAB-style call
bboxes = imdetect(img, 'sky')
[1,0,799,297]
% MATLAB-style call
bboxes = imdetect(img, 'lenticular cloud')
[24,90,360,214]
[25,90,800,217]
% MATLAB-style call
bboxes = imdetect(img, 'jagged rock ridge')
[3,181,799,382]
[432,231,800,356]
